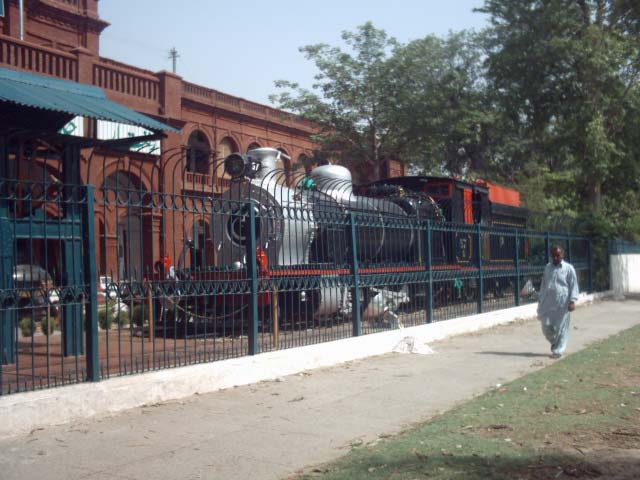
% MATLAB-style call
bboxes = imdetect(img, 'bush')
[97,306,111,330]
[98,300,134,330]
[19,317,35,337]
[40,315,57,336]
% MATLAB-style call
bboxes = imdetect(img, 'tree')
[270,22,401,181]
[387,31,491,176]
[479,0,640,215]
[272,25,490,180]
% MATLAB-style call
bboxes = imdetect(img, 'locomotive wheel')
[408,283,427,310]
[463,285,477,302]
[491,278,513,299]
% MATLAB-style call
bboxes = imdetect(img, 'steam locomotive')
[157,148,529,334]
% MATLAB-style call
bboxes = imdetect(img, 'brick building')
[0,0,405,280]
[0,0,324,276]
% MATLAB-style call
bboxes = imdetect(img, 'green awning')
[0,66,177,133]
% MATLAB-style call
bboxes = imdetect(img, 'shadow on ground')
[475,351,550,358]
[303,451,640,480]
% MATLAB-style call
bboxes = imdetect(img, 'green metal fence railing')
[0,149,594,396]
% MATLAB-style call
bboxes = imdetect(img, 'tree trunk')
[585,178,602,213]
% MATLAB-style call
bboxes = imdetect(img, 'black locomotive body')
[358,176,529,267]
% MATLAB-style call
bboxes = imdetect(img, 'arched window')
[247,142,261,153]
[218,137,238,159]
[217,137,238,181]
[103,171,148,279]
[186,130,210,174]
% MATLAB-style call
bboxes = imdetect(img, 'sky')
[99,0,488,106]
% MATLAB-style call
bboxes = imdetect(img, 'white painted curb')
[0,291,611,439]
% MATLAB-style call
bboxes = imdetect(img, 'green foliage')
[40,315,57,337]
[273,2,640,250]
[479,0,640,215]
[271,22,405,180]
[388,31,490,175]
[19,317,35,337]
[98,301,130,330]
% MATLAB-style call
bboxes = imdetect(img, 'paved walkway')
[1,297,639,480]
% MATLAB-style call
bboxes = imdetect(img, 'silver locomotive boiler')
[213,148,440,324]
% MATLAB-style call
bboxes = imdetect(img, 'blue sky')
[99,1,488,106]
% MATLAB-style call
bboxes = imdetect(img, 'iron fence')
[0,146,593,396]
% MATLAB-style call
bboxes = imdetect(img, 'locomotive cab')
[360,175,530,268]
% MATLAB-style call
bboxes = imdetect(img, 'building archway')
[218,136,238,159]
[247,142,261,152]
[102,171,151,280]
[186,130,211,174]
[190,219,214,269]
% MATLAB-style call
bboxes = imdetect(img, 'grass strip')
[298,325,640,480]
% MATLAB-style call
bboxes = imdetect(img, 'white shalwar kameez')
[537,260,579,355]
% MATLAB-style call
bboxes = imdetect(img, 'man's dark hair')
[551,245,564,253]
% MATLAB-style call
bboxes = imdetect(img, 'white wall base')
[0,292,607,439]
[611,254,640,295]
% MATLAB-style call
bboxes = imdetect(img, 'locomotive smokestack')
[249,147,289,181]
[223,147,290,180]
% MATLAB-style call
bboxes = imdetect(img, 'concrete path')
[1,297,638,480]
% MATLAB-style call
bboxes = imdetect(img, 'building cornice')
[181,97,315,138]
[25,0,110,34]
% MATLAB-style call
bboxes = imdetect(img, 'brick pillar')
[6,2,21,39]
[159,129,181,260]
[72,46,95,85]
[157,71,183,120]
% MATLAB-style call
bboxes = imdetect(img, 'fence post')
[424,220,433,324]
[476,224,483,314]
[545,232,551,265]
[587,238,593,293]
[514,228,521,307]
[245,202,259,355]
[566,235,572,263]
[349,212,362,337]
[0,135,16,365]
[82,185,99,381]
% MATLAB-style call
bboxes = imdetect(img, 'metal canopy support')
[83,185,99,380]
[61,145,84,356]
[0,135,16,365]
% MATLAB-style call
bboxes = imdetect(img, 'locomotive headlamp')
[224,153,253,179]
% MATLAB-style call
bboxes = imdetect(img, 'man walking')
[537,245,579,359]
